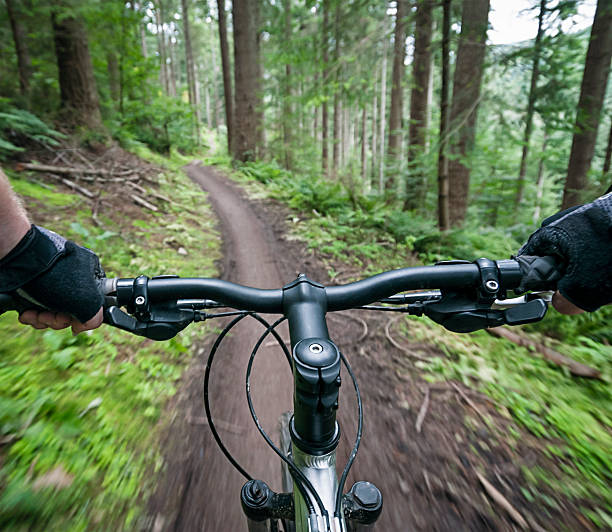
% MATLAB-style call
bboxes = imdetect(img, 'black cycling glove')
[517,192,612,312]
[0,225,104,322]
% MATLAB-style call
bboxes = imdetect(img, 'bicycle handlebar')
[0,256,559,338]
[109,259,523,312]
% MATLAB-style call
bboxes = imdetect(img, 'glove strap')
[0,225,67,292]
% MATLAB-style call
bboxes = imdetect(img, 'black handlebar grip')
[514,255,562,293]
[0,293,16,314]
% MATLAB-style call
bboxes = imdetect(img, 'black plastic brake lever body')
[103,275,197,341]
[104,303,195,340]
[420,258,548,333]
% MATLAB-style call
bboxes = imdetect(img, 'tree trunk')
[107,51,120,104]
[361,104,367,187]
[371,90,378,189]
[182,0,200,133]
[447,0,490,227]
[563,0,612,208]
[233,0,259,161]
[321,0,330,176]
[154,2,169,95]
[533,134,549,224]
[140,22,148,58]
[603,115,612,179]
[51,5,104,131]
[167,31,177,98]
[217,0,233,153]
[379,37,388,193]
[386,0,408,192]
[405,0,434,208]
[254,0,265,155]
[516,0,546,208]
[283,0,293,170]
[332,2,341,178]
[6,0,32,99]
[437,0,451,231]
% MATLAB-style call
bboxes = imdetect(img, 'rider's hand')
[517,192,612,313]
[0,225,105,334]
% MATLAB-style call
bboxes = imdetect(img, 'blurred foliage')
[0,150,220,530]
[0,99,65,155]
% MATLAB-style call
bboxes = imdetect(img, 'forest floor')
[145,162,596,531]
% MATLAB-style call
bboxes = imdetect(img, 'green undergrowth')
[0,150,220,530]
[204,155,611,525]
[401,316,612,524]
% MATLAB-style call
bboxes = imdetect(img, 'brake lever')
[421,293,548,333]
[103,304,196,341]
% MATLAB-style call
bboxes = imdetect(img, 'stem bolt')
[485,280,499,293]
[135,296,146,305]
[309,343,323,354]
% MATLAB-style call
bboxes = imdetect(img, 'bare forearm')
[0,168,31,259]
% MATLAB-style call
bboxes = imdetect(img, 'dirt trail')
[147,163,585,532]
[147,163,293,531]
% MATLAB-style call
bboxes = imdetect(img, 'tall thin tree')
[562,0,612,208]
[283,0,293,170]
[321,0,330,176]
[332,1,341,177]
[182,0,201,128]
[386,0,408,192]
[405,0,434,208]
[217,0,233,154]
[5,0,32,100]
[232,0,260,161]
[447,0,490,227]
[516,0,547,208]
[154,2,169,95]
[437,0,451,231]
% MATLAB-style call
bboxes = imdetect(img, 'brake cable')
[335,350,362,520]
[246,316,328,524]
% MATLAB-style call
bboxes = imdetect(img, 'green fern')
[0,101,65,156]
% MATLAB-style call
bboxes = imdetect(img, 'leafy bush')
[111,96,196,154]
[0,99,65,156]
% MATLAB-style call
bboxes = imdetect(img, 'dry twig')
[17,162,133,176]
[475,471,528,529]
[384,316,430,361]
[415,386,430,433]
[449,381,488,424]
[131,194,158,212]
[48,174,95,199]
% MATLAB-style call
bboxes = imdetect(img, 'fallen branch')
[126,181,147,195]
[487,327,601,379]
[415,386,430,433]
[449,381,488,424]
[384,316,430,361]
[131,194,158,212]
[48,174,95,199]
[17,162,133,177]
[475,471,528,529]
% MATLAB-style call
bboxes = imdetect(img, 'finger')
[37,311,72,330]
[552,291,584,315]
[19,310,47,329]
[72,307,103,335]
